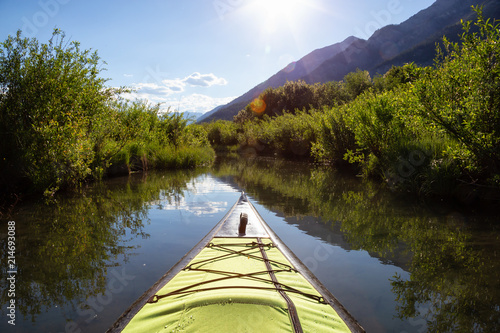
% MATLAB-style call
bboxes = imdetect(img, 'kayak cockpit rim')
[106,192,364,333]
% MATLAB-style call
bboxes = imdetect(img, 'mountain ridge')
[199,0,500,123]
[197,35,362,122]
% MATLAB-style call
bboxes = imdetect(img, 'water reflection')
[0,169,204,326]
[152,176,234,216]
[1,157,499,332]
[212,157,500,332]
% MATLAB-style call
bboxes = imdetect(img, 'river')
[1,157,499,332]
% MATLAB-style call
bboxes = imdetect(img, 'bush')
[312,106,356,166]
[153,145,215,169]
[0,29,121,193]
[205,120,239,147]
[0,30,215,200]
[414,7,500,182]
[260,111,320,158]
[343,69,373,99]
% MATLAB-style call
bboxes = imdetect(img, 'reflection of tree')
[338,191,500,332]
[0,170,200,321]
[212,156,500,332]
[391,221,500,332]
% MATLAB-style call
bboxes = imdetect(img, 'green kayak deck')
[107,193,364,333]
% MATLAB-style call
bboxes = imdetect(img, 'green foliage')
[314,80,350,107]
[0,29,117,192]
[343,68,373,99]
[152,144,215,169]
[312,106,356,166]
[258,111,321,158]
[414,7,500,181]
[213,7,500,199]
[205,120,240,147]
[159,110,189,147]
[229,72,375,159]
[374,63,429,92]
[106,101,214,173]
[0,30,214,200]
[227,111,322,158]
[234,79,352,123]
[346,90,406,158]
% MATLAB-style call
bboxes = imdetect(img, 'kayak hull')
[107,193,364,333]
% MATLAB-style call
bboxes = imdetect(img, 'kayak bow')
[107,192,364,333]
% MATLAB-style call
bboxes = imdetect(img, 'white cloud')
[185,175,237,194]
[148,176,238,216]
[131,72,227,96]
[183,72,228,87]
[133,82,184,96]
[174,94,235,113]
[124,71,235,113]
[161,79,186,92]
[123,72,233,114]
[161,199,228,216]
[123,90,235,114]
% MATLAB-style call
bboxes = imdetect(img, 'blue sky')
[0,0,435,115]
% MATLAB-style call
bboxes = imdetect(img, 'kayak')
[107,192,364,333]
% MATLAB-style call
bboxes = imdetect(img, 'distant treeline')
[203,7,500,200]
[0,29,214,203]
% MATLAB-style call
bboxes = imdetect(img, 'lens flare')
[250,98,266,114]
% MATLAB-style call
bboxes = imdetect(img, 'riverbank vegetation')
[0,29,214,204]
[1,7,498,208]
[204,7,500,202]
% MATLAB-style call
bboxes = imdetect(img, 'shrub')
[414,7,500,182]
[0,29,121,192]
[312,106,356,166]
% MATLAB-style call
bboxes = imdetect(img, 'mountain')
[196,104,224,122]
[199,36,361,122]
[199,0,500,123]
[371,0,500,75]
[304,0,500,83]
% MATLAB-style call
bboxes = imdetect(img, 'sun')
[255,0,298,16]
[250,0,304,35]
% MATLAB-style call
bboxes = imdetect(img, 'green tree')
[414,7,500,183]
[343,68,373,99]
[313,106,356,166]
[374,63,428,92]
[160,109,189,147]
[314,81,350,107]
[0,29,121,194]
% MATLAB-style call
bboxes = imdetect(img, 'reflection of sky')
[153,175,237,216]
[186,175,237,195]
[161,199,228,216]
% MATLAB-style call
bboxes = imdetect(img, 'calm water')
[1,157,500,333]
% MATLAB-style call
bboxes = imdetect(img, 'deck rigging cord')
[147,240,327,307]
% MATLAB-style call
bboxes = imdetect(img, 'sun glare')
[251,0,303,35]
[257,0,296,15]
